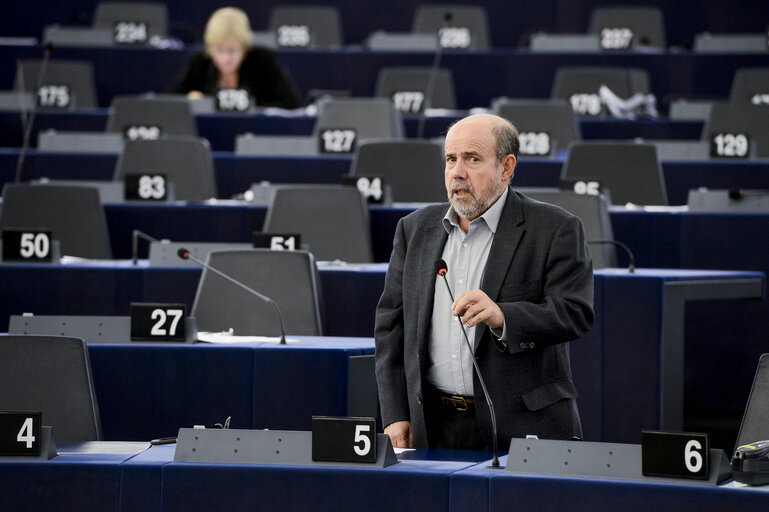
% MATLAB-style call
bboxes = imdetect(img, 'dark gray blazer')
[375,187,594,448]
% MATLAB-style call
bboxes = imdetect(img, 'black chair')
[0,184,112,258]
[350,139,446,203]
[106,96,197,138]
[13,60,98,109]
[93,1,168,41]
[523,190,617,269]
[493,98,580,156]
[263,185,374,263]
[551,67,650,117]
[0,335,102,441]
[412,5,490,50]
[113,136,217,201]
[268,6,343,48]
[588,6,666,49]
[729,68,769,104]
[192,249,324,336]
[374,67,457,112]
[314,97,405,141]
[702,104,769,158]
[562,142,668,206]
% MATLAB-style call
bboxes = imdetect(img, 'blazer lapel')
[477,189,525,344]
[416,221,448,363]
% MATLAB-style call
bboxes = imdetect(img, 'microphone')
[177,248,287,344]
[436,259,501,469]
[15,42,53,184]
[588,239,635,273]
[132,229,160,265]
[415,11,452,139]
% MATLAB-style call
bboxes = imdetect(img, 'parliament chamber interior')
[1,0,769,510]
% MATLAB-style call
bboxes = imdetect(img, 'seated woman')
[170,7,301,109]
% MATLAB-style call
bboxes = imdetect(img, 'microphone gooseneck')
[177,248,287,344]
[436,259,501,468]
[15,43,53,184]
[132,229,160,265]
[588,239,635,273]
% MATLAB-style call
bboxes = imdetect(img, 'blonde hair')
[204,7,253,52]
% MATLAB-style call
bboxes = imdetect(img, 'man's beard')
[448,175,501,221]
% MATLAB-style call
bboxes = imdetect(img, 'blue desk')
[2,44,768,109]
[89,336,375,441]
[0,109,703,151]
[3,147,768,205]
[0,260,762,443]
[0,442,148,512]
[451,456,769,512]
[4,444,767,512]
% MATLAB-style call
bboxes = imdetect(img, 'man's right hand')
[384,420,412,448]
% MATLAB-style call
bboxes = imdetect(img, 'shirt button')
[452,353,458,359]
[454,316,459,322]
[458,279,464,284]
[463,243,469,248]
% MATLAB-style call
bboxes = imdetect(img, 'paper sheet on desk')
[197,330,298,344]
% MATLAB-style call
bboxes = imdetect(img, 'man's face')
[444,120,506,222]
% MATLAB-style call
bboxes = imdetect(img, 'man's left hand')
[452,289,504,329]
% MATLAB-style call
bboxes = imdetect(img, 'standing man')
[375,114,594,450]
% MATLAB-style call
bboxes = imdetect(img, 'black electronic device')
[731,353,769,485]
[733,440,769,486]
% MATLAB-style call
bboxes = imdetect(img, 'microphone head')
[44,42,54,54]
[177,248,190,260]
[436,259,448,276]
[444,11,453,23]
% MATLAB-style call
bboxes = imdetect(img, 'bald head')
[446,114,519,163]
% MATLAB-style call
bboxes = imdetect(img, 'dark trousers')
[424,385,488,450]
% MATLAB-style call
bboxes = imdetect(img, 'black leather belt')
[437,392,475,412]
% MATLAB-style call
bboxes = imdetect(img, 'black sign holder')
[505,438,731,485]
[0,426,57,461]
[173,428,397,468]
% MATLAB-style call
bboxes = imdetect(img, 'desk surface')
[2,444,767,512]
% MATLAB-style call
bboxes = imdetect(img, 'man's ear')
[501,154,516,182]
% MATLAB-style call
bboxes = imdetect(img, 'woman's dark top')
[170,47,302,109]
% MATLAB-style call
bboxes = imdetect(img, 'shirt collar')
[442,186,509,235]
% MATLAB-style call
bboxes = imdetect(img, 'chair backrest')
[13,60,98,109]
[351,139,446,203]
[588,6,666,49]
[374,67,457,112]
[313,98,404,152]
[0,184,112,258]
[192,249,324,336]
[412,5,490,50]
[93,1,168,42]
[107,96,197,138]
[113,136,217,201]
[493,98,580,155]
[523,189,617,269]
[263,185,374,263]
[702,104,769,158]
[562,142,668,206]
[268,6,343,48]
[729,68,769,105]
[0,335,102,441]
[551,67,650,117]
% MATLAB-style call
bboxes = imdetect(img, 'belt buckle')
[451,394,468,412]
